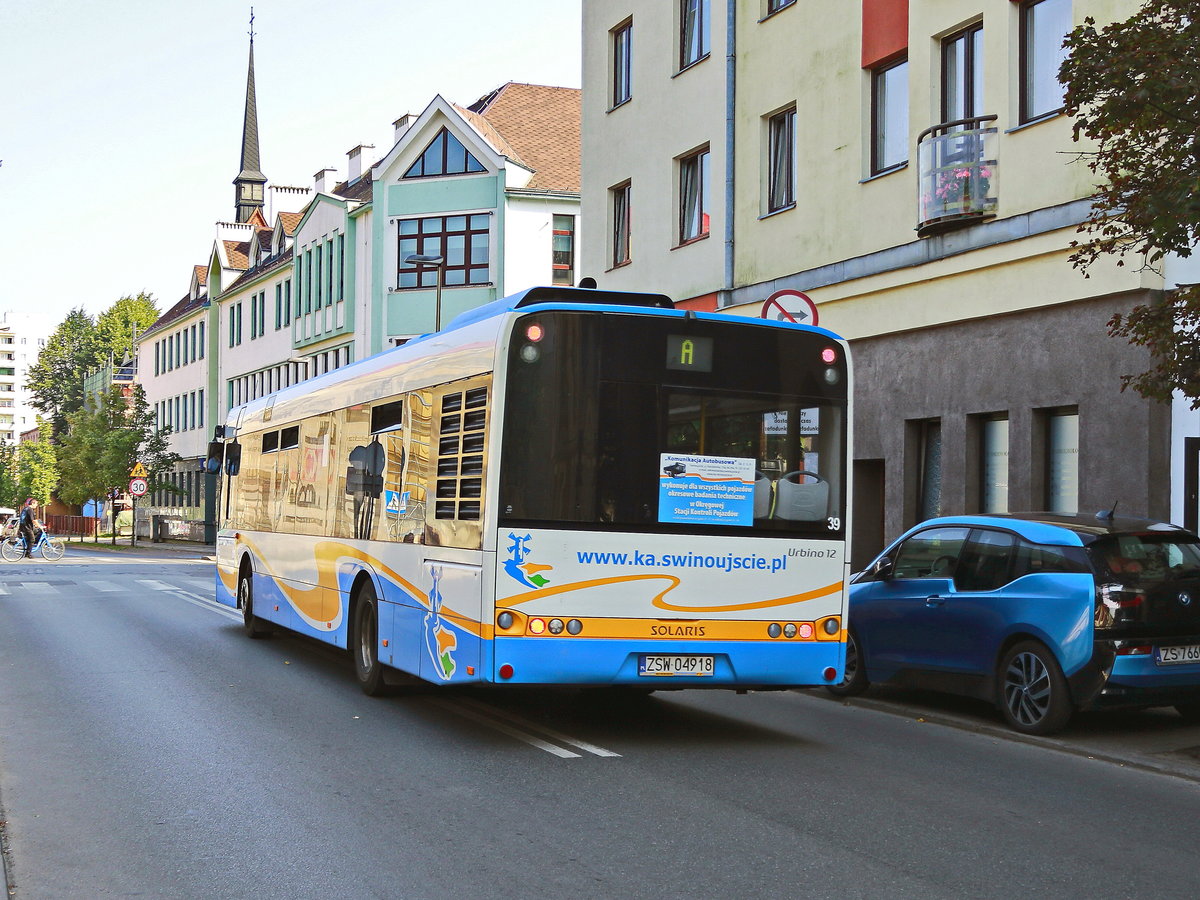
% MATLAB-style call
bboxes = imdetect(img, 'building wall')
[581,0,726,300]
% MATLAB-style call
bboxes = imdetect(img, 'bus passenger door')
[418,559,482,683]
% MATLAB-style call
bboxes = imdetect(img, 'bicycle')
[1,531,66,561]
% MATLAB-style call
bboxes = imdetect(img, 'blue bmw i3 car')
[829,513,1200,734]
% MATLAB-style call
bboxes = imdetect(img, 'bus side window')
[426,377,490,548]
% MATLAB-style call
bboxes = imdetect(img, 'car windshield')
[1088,533,1200,585]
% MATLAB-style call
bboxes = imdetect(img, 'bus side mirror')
[225,441,242,476]
[205,441,223,475]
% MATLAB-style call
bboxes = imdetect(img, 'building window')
[326,239,334,306]
[404,128,486,178]
[552,215,575,285]
[942,23,984,123]
[680,0,709,70]
[284,280,292,325]
[767,0,796,13]
[980,416,1009,513]
[315,246,323,309]
[338,233,345,301]
[612,21,633,107]
[1020,0,1070,122]
[679,147,710,243]
[275,284,282,330]
[199,321,205,358]
[1046,408,1079,514]
[917,419,943,521]
[397,214,490,287]
[871,57,909,174]
[250,295,258,339]
[767,107,796,213]
[611,181,632,267]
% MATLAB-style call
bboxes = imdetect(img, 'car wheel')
[239,568,272,639]
[997,640,1073,735]
[351,582,387,696]
[1174,701,1200,724]
[826,628,869,697]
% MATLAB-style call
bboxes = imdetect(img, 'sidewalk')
[63,534,216,561]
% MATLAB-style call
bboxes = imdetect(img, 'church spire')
[233,8,266,223]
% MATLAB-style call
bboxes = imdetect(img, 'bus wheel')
[239,568,272,639]
[352,582,387,696]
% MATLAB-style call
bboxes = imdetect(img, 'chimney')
[314,167,337,193]
[393,114,414,144]
[347,144,375,182]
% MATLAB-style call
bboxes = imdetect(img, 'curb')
[812,690,1200,785]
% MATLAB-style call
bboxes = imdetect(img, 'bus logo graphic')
[424,567,457,680]
[504,532,553,589]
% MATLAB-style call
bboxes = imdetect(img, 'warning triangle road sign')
[130,462,149,479]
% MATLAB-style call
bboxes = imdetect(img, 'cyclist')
[17,498,43,558]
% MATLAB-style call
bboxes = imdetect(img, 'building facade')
[0,311,46,445]
[582,0,1165,566]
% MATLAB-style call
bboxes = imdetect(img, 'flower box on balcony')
[917,116,998,237]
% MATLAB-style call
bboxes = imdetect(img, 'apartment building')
[0,311,46,445]
[583,0,1167,564]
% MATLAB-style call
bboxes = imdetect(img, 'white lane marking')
[168,588,241,622]
[425,697,582,759]
[136,580,176,591]
[0,583,8,595]
[179,577,216,592]
[85,581,121,592]
[456,696,622,758]
[21,582,54,594]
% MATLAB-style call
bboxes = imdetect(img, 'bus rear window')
[498,311,847,537]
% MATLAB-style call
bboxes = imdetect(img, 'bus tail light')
[499,664,514,679]
[529,618,546,635]
[823,667,837,681]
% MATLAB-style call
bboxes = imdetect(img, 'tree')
[95,293,159,365]
[0,443,18,509]
[25,308,101,441]
[17,422,59,506]
[1061,1,1200,406]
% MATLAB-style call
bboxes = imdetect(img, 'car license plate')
[1156,644,1200,665]
[639,654,714,677]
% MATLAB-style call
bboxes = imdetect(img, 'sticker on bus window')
[658,454,755,527]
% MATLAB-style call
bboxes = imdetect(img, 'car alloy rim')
[1003,651,1051,726]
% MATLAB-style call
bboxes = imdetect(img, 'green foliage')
[1061,1,1200,405]
[0,443,18,509]
[95,293,159,363]
[57,384,181,508]
[18,422,59,506]
[26,308,101,441]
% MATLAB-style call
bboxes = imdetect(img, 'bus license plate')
[639,655,714,677]
[1156,644,1200,665]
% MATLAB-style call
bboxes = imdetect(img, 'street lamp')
[404,253,445,332]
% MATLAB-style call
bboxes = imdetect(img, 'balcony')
[916,115,998,238]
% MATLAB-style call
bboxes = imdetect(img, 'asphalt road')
[2,550,1199,899]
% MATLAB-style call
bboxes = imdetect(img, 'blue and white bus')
[212,286,852,694]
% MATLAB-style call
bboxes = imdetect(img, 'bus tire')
[239,567,272,639]
[352,582,387,696]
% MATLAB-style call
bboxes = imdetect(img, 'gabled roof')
[143,292,207,338]
[331,170,374,203]
[468,82,580,192]
[223,240,250,271]
[193,265,208,287]
[277,211,303,236]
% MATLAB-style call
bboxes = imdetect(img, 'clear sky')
[0,0,582,337]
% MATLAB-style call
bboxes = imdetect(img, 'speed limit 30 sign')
[129,477,148,497]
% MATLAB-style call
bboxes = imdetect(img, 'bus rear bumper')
[490,637,844,688]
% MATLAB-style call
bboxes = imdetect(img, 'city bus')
[211,285,852,695]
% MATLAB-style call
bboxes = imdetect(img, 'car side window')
[955,529,1016,592]
[1013,540,1089,579]
[891,527,969,579]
